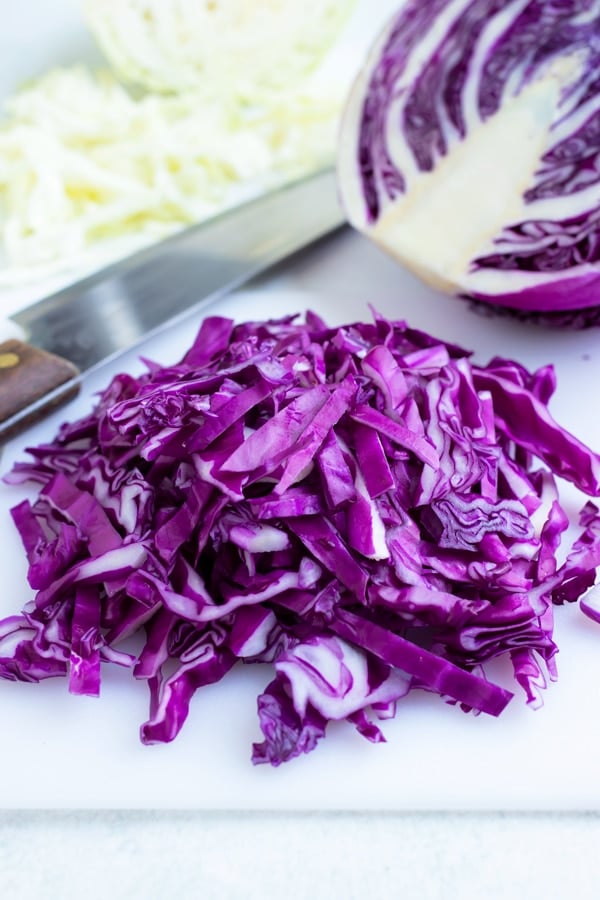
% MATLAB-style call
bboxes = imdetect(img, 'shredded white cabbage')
[0,0,356,286]
[84,0,356,98]
[0,67,342,284]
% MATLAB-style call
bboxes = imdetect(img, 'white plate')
[2,230,600,810]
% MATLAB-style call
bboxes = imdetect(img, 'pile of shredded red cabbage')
[3,310,600,766]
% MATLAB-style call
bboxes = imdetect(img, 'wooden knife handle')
[0,339,80,442]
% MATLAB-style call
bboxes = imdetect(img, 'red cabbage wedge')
[2,310,600,766]
[338,0,600,314]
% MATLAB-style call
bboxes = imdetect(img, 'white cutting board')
[2,230,600,810]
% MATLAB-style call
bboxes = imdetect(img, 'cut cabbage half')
[85,0,357,100]
[338,0,600,314]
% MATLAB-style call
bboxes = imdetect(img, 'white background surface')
[2,809,600,900]
[3,2,600,897]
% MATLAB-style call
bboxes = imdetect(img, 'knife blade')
[0,167,345,442]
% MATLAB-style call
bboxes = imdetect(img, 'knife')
[0,167,345,442]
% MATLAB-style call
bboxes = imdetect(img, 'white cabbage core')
[371,58,576,296]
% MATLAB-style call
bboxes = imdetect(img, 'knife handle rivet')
[0,352,20,369]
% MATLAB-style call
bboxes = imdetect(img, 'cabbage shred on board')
[337,0,600,315]
[3,311,600,766]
